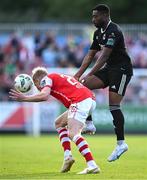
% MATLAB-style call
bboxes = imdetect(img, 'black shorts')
[94,66,132,96]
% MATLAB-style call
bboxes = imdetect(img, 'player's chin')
[94,23,99,28]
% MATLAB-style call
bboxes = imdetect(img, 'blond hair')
[32,67,48,81]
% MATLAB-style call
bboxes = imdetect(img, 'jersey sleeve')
[40,76,52,89]
[105,30,119,49]
[90,31,101,51]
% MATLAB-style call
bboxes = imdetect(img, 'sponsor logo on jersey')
[106,38,115,46]
[40,80,46,88]
[103,34,106,40]
[111,32,115,37]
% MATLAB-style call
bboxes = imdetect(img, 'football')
[14,74,33,93]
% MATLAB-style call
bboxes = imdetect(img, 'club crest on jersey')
[70,105,78,112]
[96,36,99,40]
[106,38,115,46]
[111,32,115,37]
[109,32,115,38]
[40,80,46,88]
[103,34,106,40]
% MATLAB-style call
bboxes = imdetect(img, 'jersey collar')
[101,20,111,34]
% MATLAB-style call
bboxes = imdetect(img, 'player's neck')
[101,19,111,33]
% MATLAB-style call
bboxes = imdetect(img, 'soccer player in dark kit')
[74,4,133,162]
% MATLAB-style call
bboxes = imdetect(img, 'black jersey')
[90,21,133,75]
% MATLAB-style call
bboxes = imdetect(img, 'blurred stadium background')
[0,0,147,179]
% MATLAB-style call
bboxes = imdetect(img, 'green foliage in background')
[0,0,146,23]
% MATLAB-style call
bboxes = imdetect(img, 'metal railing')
[0,23,147,36]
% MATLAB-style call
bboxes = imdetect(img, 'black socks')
[110,105,125,140]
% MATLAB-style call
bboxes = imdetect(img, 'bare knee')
[55,119,68,129]
[68,126,82,140]
[83,75,104,90]
[68,131,77,140]
[55,120,62,129]
[68,125,79,140]
[55,112,68,129]
[68,119,84,140]
[109,91,123,105]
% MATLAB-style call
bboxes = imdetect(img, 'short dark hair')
[92,4,110,15]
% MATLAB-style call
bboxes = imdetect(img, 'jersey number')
[60,74,78,86]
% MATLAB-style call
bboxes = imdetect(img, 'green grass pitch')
[0,135,147,179]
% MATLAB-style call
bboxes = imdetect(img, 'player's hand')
[73,75,80,81]
[80,74,89,84]
[9,89,26,101]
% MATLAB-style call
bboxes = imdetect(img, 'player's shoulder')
[40,75,53,88]
[105,22,123,40]
[47,73,60,79]
[93,28,100,36]
[107,22,122,33]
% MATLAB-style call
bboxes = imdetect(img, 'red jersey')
[40,73,95,108]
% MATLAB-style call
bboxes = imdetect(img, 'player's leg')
[68,119,99,174]
[109,92,125,141]
[55,111,74,172]
[82,115,96,134]
[82,74,105,90]
[82,72,107,134]
[108,74,132,162]
[67,99,100,174]
[108,91,128,161]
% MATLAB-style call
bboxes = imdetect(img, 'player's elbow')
[99,54,109,64]
[41,92,50,101]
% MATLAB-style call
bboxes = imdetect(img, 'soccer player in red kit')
[9,67,100,174]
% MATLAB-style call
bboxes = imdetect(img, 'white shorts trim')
[118,74,127,95]
[68,98,96,124]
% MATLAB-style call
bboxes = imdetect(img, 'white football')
[14,74,33,93]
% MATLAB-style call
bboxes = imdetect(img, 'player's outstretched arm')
[74,50,97,80]
[80,47,112,84]
[88,47,112,76]
[9,87,51,102]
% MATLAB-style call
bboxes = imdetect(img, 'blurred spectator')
[0,68,12,101]
[0,29,147,102]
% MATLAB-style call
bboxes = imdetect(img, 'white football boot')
[77,166,100,174]
[82,121,96,134]
[60,155,75,173]
[108,143,128,162]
